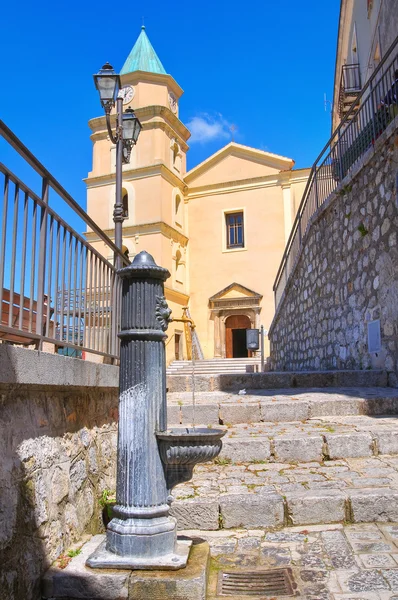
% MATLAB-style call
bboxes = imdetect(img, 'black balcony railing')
[339,64,361,117]
[273,36,398,311]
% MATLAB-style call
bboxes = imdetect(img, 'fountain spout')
[171,316,196,329]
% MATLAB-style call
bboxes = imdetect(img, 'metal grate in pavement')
[218,568,297,596]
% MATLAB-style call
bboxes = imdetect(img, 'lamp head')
[93,63,121,110]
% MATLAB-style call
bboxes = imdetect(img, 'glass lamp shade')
[93,63,121,107]
[122,108,142,143]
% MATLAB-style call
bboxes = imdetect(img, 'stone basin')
[156,427,226,490]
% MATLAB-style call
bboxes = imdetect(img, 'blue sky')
[1,0,340,223]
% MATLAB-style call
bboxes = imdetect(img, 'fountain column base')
[86,537,192,570]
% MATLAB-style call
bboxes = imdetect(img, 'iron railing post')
[369,78,378,143]
[314,169,319,209]
[36,177,49,347]
[337,129,344,181]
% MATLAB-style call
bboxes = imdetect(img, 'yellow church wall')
[290,176,308,215]
[127,79,170,110]
[187,183,287,358]
[87,185,112,231]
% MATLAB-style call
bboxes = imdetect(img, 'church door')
[225,315,251,358]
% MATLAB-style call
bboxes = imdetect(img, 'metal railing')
[0,120,128,359]
[273,35,398,309]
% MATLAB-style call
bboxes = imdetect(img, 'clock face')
[119,85,135,105]
[168,92,178,114]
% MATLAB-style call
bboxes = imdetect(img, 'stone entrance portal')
[225,314,251,358]
[209,283,262,358]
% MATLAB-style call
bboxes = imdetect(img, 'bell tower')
[85,27,191,362]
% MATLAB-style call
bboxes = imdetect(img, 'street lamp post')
[93,63,142,268]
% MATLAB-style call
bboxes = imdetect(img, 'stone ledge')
[0,345,119,388]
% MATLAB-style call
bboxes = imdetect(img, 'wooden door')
[225,315,251,358]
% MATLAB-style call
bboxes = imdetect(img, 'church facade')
[85,27,310,363]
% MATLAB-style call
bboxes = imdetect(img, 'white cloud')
[186,113,234,144]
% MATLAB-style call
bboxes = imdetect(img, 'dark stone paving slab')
[182,522,398,599]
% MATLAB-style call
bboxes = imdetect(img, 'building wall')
[269,119,398,383]
[0,347,119,600]
[333,0,398,129]
[188,182,287,358]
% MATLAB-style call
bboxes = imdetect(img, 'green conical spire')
[120,26,167,75]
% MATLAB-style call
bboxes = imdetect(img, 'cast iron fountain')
[87,251,225,570]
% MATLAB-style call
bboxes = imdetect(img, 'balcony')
[339,63,361,118]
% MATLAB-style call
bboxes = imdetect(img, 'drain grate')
[219,568,297,597]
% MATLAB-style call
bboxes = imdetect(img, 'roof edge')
[185,142,294,183]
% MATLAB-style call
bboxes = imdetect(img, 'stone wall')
[269,119,398,383]
[0,346,119,600]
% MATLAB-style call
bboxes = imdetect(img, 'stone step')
[216,416,398,463]
[167,359,262,375]
[170,454,398,531]
[169,358,262,364]
[168,368,263,375]
[166,370,387,392]
[167,387,398,426]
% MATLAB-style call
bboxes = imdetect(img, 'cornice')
[88,105,190,143]
[185,168,310,200]
[86,221,189,247]
[85,163,186,190]
[164,286,190,304]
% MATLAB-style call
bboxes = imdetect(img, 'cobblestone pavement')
[181,523,398,599]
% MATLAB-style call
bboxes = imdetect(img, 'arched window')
[171,139,182,172]
[172,142,179,165]
[175,249,183,284]
[122,190,128,218]
[175,194,183,227]
[176,249,181,267]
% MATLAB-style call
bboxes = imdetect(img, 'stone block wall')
[0,346,119,600]
[269,121,398,383]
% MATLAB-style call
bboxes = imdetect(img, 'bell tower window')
[175,194,183,228]
[122,190,129,218]
[171,139,182,173]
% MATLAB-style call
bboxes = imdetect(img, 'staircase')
[167,379,398,531]
[167,357,262,375]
